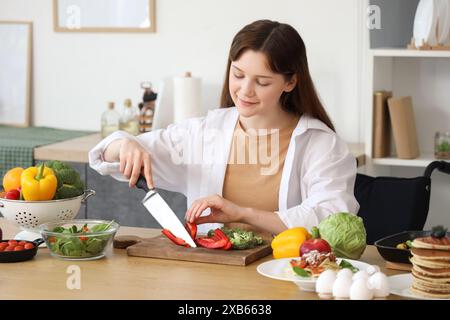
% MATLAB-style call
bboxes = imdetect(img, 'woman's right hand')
[118,138,154,189]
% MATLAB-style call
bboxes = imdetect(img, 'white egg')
[315,270,337,299]
[352,270,369,281]
[350,278,374,300]
[366,265,381,276]
[332,276,353,299]
[368,272,390,298]
[336,268,353,279]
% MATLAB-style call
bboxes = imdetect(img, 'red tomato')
[8,240,18,246]
[0,242,9,251]
[24,243,34,250]
[4,246,16,252]
[18,241,27,246]
[79,236,88,241]
[14,245,24,251]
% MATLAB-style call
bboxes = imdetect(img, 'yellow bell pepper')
[271,227,311,259]
[21,163,57,201]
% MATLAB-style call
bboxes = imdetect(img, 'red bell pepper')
[222,240,232,250]
[185,222,197,240]
[196,237,229,249]
[195,228,232,249]
[161,229,191,248]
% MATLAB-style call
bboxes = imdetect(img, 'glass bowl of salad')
[39,219,119,260]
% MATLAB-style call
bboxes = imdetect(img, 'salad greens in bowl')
[39,219,119,260]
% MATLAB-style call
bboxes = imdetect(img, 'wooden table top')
[34,133,366,167]
[0,218,407,300]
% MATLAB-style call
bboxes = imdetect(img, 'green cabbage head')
[318,212,367,260]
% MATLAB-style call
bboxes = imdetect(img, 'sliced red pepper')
[213,229,229,241]
[290,259,307,269]
[221,240,232,250]
[196,237,229,249]
[161,229,191,248]
[185,222,197,240]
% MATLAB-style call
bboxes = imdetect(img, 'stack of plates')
[413,0,450,47]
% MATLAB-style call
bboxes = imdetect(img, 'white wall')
[0,0,362,143]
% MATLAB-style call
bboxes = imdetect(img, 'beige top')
[223,116,299,237]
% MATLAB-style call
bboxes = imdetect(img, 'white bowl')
[0,190,95,239]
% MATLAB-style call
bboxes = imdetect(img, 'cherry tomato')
[18,241,28,246]
[4,245,16,252]
[24,243,34,250]
[14,245,24,251]
[79,236,88,241]
[0,242,9,251]
[8,240,18,246]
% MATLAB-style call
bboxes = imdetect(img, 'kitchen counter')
[0,218,407,300]
[34,133,366,167]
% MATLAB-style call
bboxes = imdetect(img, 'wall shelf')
[371,48,450,58]
[372,153,439,168]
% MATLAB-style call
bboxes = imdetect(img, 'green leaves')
[48,221,114,257]
[293,267,311,278]
[339,259,359,273]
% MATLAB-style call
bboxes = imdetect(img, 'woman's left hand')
[185,194,246,225]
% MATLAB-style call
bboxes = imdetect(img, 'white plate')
[389,273,450,300]
[256,258,372,292]
[414,0,438,47]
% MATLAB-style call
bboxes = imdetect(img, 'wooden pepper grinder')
[138,82,158,133]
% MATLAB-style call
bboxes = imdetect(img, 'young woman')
[89,20,359,237]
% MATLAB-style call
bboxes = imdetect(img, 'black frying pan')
[374,231,450,264]
[0,238,45,263]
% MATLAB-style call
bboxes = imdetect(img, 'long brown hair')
[220,20,335,131]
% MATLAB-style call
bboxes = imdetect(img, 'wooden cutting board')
[114,235,273,266]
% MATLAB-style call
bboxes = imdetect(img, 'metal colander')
[0,190,95,232]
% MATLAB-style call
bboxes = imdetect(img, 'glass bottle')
[139,82,158,133]
[101,102,120,138]
[119,98,140,135]
[435,131,450,160]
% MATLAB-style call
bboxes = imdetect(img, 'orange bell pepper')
[21,163,57,201]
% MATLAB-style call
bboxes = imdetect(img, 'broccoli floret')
[42,161,85,199]
[56,184,84,199]
[217,227,263,250]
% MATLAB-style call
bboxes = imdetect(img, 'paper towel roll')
[152,78,174,130]
[173,72,202,124]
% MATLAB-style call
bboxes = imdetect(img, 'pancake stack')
[410,235,450,299]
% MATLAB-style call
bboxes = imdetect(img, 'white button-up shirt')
[89,107,360,234]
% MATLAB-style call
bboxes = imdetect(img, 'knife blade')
[136,176,197,248]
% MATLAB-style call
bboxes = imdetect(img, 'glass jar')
[101,102,120,138]
[435,131,450,160]
[119,99,140,136]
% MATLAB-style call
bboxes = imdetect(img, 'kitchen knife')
[136,176,197,248]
